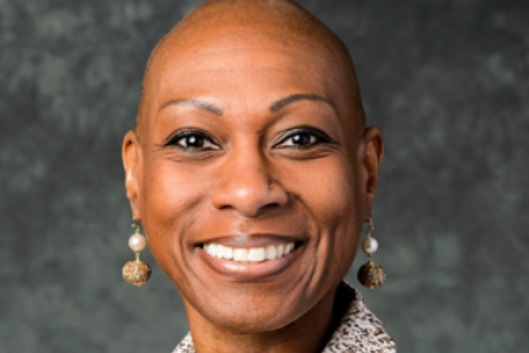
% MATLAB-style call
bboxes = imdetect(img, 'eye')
[275,128,332,149]
[284,133,317,146]
[165,130,220,151]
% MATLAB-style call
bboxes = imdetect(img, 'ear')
[359,126,384,221]
[122,130,143,219]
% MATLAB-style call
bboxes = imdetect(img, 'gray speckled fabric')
[172,282,396,353]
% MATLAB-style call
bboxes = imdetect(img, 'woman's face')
[123,26,381,332]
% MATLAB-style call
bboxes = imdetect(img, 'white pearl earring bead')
[128,233,146,252]
[361,236,378,255]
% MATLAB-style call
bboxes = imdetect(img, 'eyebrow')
[158,98,224,115]
[158,93,334,116]
[269,93,335,112]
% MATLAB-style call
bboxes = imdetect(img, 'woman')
[121,0,395,352]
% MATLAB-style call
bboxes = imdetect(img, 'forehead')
[145,28,351,116]
[170,35,331,90]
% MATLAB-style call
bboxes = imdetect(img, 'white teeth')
[265,245,277,260]
[203,242,296,263]
[217,244,224,258]
[206,244,216,257]
[277,244,284,257]
[248,247,265,262]
[221,245,233,260]
[233,248,248,261]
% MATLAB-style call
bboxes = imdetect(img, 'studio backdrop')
[1,0,528,352]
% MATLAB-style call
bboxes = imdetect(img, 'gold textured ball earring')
[122,218,152,286]
[357,218,386,289]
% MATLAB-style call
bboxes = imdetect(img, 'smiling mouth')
[202,242,297,263]
[195,236,305,281]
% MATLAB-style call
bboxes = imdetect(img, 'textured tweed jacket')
[172,282,396,353]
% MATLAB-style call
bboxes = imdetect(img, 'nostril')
[211,171,288,217]
[260,202,281,211]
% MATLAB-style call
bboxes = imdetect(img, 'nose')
[211,148,288,217]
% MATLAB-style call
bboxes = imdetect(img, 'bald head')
[135,0,364,137]
[123,3,384,321]
[159,0,351,61]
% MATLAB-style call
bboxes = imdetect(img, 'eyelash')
[164,129,220,151]
[274,127,333,150]
[164,127,333,151]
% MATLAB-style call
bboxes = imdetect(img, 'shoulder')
[323,282,396,353]
[172,333,194,353]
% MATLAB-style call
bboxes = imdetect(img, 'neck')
[185,285,340,353]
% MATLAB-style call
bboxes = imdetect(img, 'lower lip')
[196,246,301,282]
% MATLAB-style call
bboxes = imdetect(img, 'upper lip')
[194,233,306,248]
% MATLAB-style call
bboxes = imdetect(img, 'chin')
[203,302,304,334]
[184,275,343,338]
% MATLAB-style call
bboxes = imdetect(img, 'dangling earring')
[357,218,386,289]
[122,218,152,287]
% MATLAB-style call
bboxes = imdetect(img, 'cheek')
[281,156,363,270]
[284,156,359,227]
[138,158,208,261]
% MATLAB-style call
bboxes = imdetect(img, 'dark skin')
[123,1,383,352]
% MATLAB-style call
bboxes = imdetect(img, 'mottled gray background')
[1,0,528,352]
